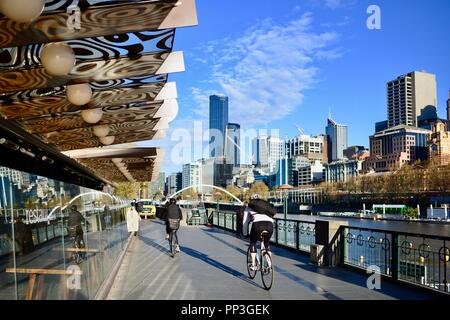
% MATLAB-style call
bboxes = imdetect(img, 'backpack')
[248,199,277,218]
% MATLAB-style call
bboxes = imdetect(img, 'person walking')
[127,201,141,236]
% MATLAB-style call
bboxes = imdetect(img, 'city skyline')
[145,0,450,175]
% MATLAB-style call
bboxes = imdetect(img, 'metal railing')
[211,210,450,295]
[211,211,315,253]
[342,226,449,293]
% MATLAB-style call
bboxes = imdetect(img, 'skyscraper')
[182,163,200,189]
[252,136,283,173]
[252,135,269,168]
[326,117,348,162]
[209,94,229,157]
[387,71,437,128]
[224,123,240,168]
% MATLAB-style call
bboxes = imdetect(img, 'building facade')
[324,160,363,183]
[364,125,431,172]
[166,172,182,196]
[343,146,369,160]
[224,123,240,168]
[285,134,325,162]
[429,120,450,166]
[252,135,269,168]
[296,160,325,187]
[326,118,348,162]
[182,162,200,189]
[387,71,437,128]
[209,94,229,157]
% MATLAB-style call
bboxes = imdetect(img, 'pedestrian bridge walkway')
[107,220,431,300]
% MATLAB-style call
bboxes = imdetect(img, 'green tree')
[249,182,269,200]
[226,185,242,201]
[114,182,139,199]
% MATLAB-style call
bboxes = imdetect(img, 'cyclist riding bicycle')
[67,205,89,250]
[243,194,274,271]
[165,198,182,253]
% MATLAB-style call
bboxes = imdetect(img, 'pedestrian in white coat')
[127,203,141,236]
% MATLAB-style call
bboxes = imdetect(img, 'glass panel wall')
[0,166,130,300]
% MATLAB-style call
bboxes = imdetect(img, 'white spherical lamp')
[92,125,110,138]
[0,0,45,23]
[99,136,115,145]
[40,43,76,76]
[80,108,103,124]
[66,84,92,106]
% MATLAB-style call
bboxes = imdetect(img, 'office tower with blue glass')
[209,94,229,157]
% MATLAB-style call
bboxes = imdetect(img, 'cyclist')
[243,194,274,271]
[67,205,89,252]
[165,198,182,252]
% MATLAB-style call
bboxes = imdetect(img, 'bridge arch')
[164,184,243,205]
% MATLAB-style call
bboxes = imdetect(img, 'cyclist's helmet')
[70,204,77,211]
[250,194,260,200]
[169,198,177,205]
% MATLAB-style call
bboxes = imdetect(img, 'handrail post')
[296,221,299,250]
[339,226,345,266]
[391,232,399,280]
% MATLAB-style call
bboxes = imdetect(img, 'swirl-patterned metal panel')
[0,82,165,119]
[0,29,174,71]
[0,1,178,48]
[0,51,168,94]
[21,102,161,134]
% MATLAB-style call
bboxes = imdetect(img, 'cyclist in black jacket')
[165,198,183,252]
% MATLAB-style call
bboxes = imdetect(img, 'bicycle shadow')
[179,246,262,289]
[139,235,171,256]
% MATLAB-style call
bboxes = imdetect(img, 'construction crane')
[294,124,306,136]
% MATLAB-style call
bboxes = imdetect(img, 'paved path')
[107,220,432,300]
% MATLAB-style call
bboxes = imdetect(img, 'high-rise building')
[296,160,325,187]
[166,172,182,196]
[224,123,240,168]
[182,163,200,189]
[387,71,437,128]
[200,157,233,188]
[252,135,269,168]
[275,156,310,187]
[252,135,283,172]
[364,125,431,172]
[285,134,326,162]
[326,117,348,162]
[209,94,229,157]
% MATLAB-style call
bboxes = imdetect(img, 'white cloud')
[192,13,341,127]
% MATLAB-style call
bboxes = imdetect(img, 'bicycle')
[246,230,274,290]
[68,225,86,264]
[168,218,180,258]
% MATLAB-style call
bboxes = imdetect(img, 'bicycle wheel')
[261,251,273,290]
[246,247,258,279]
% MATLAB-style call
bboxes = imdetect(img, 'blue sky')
[149,0,450,175]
